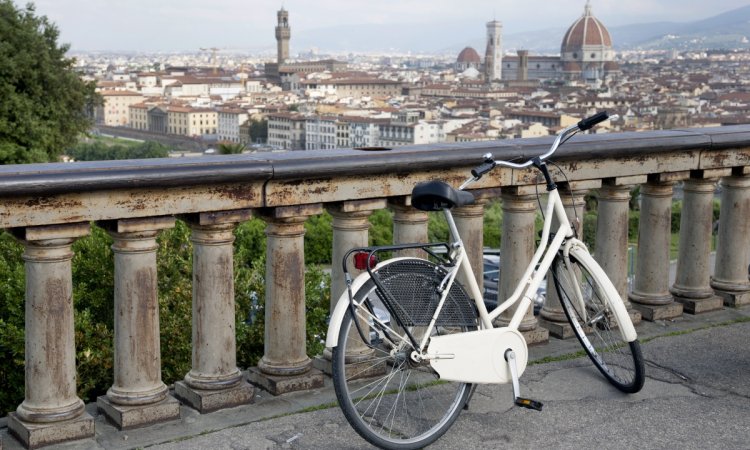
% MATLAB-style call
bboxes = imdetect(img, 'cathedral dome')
[455,46,482,73]
[559,1,617,80]
[560,1,612,55]
[456,47,481,64]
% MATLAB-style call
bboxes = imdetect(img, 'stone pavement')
[1,306,748,450]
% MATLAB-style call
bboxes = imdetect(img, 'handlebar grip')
[577,111,609,131]
[471,161,496,179]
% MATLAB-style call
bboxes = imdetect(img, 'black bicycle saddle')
[411,181,475,211]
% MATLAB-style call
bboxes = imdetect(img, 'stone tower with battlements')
[275,7,291,64]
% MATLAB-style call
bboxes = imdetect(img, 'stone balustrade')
[2,125,750,448]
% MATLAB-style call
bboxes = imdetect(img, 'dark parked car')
[482,251,545,315]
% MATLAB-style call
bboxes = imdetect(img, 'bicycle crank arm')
[505,349,543,411]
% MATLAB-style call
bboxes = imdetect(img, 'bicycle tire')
[332,267,476,449]
[551,250,645,393]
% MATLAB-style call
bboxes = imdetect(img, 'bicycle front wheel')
[332,274,474,450]
[551,250,645,393]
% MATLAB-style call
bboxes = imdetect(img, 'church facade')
[455,1,618,84]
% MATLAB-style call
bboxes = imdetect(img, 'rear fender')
[325,257,417,348]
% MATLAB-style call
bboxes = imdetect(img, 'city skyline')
[24,0,750,53]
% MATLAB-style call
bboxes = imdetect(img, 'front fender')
[324,257,417,348]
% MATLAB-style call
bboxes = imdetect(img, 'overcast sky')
[24,0,750,52]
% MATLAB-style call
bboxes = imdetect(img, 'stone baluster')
[671,177,723,313]
[629,181,684,321]
[248,205,325,395]
[711,172,750,306]
[390,197,428,258]
[595,182,641,324]
[499,188,549,344]
[328,199,387,306]
[314,199,386,375]
[174,211,255,413]
[453,195,492,293]
[8,223,94,449]
[540,184,587,339]
[97,217,180,430]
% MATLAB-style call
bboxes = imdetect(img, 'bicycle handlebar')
[467,111,616,178]
[577,111,610,131]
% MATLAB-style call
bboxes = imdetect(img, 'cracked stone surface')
[2,317,747,449]
[141,321,750,450]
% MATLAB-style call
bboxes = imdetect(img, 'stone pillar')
[175,211,255,413]
[8,223,95,449]
[248,205,325,395]
[629,182,683,321]
[314,199,386,375]
[498,188,548,345]
[595,183,641,324]
[97,217,180,430]
[540,185,586,339]
[390,197,429,258]
[453,200,486,293]
[711,174,750,306]
[671,178,723,313]
[328,199,387,306]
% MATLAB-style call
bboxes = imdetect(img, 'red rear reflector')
[354,252,377,270]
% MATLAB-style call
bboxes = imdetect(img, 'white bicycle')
[326,112,645,449]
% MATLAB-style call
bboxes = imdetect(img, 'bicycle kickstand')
[505,349,544,411]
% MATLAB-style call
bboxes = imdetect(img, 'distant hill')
[292,5,750,55]
[609,5,750,51]
[502,5,750,53]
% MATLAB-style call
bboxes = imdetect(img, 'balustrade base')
[247,367,325,396]
[713,289,750,307]
[628,309,643,326]
[673,294,724,314]
[8,411,94,449]
[630,302,683,322]
[312,355,333,375]
[521,327,550,345]
[537,318,576,340]
[174,380,255,414]
[97,395,180,430]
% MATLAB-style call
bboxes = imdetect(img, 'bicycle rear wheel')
[551,250,645,393]
[332,259,477,449]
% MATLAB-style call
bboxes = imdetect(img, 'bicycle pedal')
[514,397,543,411]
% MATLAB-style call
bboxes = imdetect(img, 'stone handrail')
[3,125,750,448]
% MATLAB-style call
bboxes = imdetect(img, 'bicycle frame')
[427,183,575,349]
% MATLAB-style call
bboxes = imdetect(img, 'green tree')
[218,141,246,155]
[66,140,169,161]
[0,1,99,164]
[249,119,268,144]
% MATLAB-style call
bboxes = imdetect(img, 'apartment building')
[305,116,337,150]
[303,77,402,99]
[336,120,350,148]
[508,110,578,128]
[129,103,149,130]
[96,90,144,126]
[217,107,249,143]
[343,116,385,148]
[167,106,217,137]
[267,112,306,150]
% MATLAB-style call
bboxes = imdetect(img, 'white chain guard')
[428,327,528,384]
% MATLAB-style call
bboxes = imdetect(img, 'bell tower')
[275,7,290,64]
[484,20,503,82]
